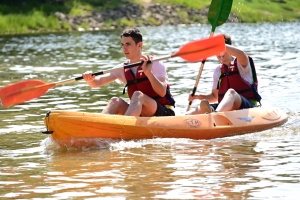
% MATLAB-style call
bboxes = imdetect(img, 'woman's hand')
[188,93,197,102]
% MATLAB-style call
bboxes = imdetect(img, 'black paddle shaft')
[74,60,152,81]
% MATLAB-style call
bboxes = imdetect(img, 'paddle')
[186,0,233,111]
[0,35,225,108]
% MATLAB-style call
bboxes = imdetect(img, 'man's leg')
[216,89,242,112]
[125,91,157,117]
[102,97,129,115]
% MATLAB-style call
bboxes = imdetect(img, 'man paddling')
[82,27,175,117]
[187,34,261,114]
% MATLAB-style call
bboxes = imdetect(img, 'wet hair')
[121,27,143,44]
[223,34,232,45]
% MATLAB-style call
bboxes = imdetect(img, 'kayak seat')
[213,115,233,127]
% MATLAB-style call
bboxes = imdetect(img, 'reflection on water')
[0,22,300,199]
[1,138,299,199]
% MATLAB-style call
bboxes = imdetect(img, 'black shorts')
[239,95,256,109]
[210,95,255,111]
[154,103,175,117]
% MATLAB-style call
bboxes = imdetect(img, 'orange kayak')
[43,106,288,147]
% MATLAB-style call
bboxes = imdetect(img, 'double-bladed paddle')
[0,35,225,108]
[186,0,233,111]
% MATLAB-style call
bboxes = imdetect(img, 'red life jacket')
[123,65,175,106]
[217,56,261,104]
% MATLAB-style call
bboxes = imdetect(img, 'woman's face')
[217,51,230,64]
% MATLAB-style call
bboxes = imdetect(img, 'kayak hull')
[43,106,288,147]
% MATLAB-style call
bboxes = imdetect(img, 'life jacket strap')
[219,71,239,79]
[123,77,148,95]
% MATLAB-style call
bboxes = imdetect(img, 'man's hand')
[141,54,153,77]
[82,71,95,82]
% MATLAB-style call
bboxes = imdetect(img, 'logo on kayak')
[185,119,201,128]
[238,116,255,122]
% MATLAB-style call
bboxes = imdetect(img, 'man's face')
[121,36,141,60]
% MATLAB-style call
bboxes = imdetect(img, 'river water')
[0,22,299,199]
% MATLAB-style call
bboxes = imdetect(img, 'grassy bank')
[0,0,299,35]
[156,0,300,22]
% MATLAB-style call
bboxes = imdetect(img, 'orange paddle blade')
[174,34,225,62]
[0,79,45,97]
[0,80,55,107]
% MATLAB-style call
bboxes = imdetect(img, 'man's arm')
[82,71,117,88]
[142,57,167,97]
[147,74,167,97]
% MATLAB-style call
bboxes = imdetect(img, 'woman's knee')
[224,89,238,98]
[226,88,236,95]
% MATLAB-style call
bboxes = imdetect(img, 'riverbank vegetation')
[0,0,299,35]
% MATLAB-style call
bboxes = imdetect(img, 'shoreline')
[0,2,239,36]
[53,3,240,32]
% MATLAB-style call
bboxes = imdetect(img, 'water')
[0,22,299,199]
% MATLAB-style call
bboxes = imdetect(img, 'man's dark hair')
[223,34,232,45]
[121,27,143,44]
